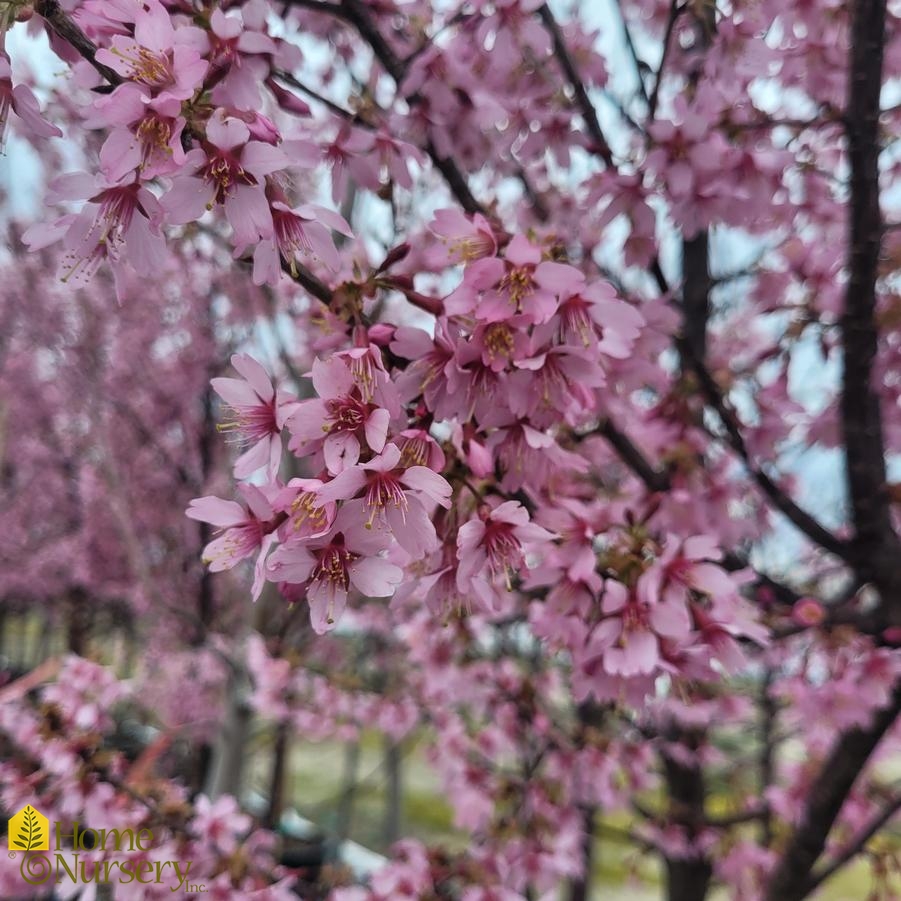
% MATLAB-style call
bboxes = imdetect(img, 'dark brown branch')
[706,805,768,828]
[682,348,849,559]
[758,669,776,847]
[648,0,682,120]
[286,261,335,304]
[280,0,345,16]
[537,5,615,167]
[612,0,652,108]
[272,70,373,127]
[569,701,601,901]
[635,798,767,830]
[595,417,670,493]
[667,5,840,575]
[591,423,834,618]
[35,0,123,87]
[676,209,846,558]
[336,0,484,215]
[661,731,712,901]
[806,793,901,893]
[426,138,484,215]
[839,0,901,625]
[568,804,596,901]
[339,0,405,81]
[290,0,485,214]
[516,165,551,223]
[764,678,901,901]
[681,230,711,361]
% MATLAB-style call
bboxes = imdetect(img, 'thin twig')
[537,4,614,166]
[648,0,683,120]
[34,0,123,86]
[273,70,375,127]
[681,347,849,560]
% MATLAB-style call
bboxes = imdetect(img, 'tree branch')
[336,0,484,215]
[660,730,712,901]
[805,793,901,894]
[285,261,334,304]
[764,678,901,901]
[272,70,374,127]
[595,417,670,493]
[34,0,123,87]
[839,0,901,624]
[681,230,711,361]
[648,0,683,120]
[612,0,652,109]
[537,4,615,167]
[758,668,776,846]
[682,349,849,559]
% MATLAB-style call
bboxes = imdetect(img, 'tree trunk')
[264,722,290,831]
[205,664,252,800]
[66,588,89,657]
[383,736,402,847]
[568,804,596,901]
[662,733,712,901]
[335,739,360,842]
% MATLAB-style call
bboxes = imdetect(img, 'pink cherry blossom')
[211,353,297,479]
[94,0,208,103]
[430,208,499,263]
[186,484,278,601]
[206,6,277,111]
[274,478,337,543]
[391,322,461,420]
[317,443,452,555]
[286,356,391,474]
[91,83,186,181]
[456,500,557,611]
[22,173,165,291]
[267,502,403,632]
[394,428,447,471]
[0,53,61,144]
[588,580,691,677]
[253,199,352,285]
[323,123,380,203]
[446,235,583,325]
[162,110,288,247]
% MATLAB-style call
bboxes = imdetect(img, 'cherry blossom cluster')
[13,0,353,298]
[531,527,767,699]
[188,216,770,698]
[0,657,294,900]
[188,346,457,633]
[247,634,418,741]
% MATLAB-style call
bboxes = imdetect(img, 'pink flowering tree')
[2,0,901,899]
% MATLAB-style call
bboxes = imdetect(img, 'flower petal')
[186,496,247,527]
[231,353,275,402]
[349,557,403,597]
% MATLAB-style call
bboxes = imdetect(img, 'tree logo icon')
[8,806,49,851]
